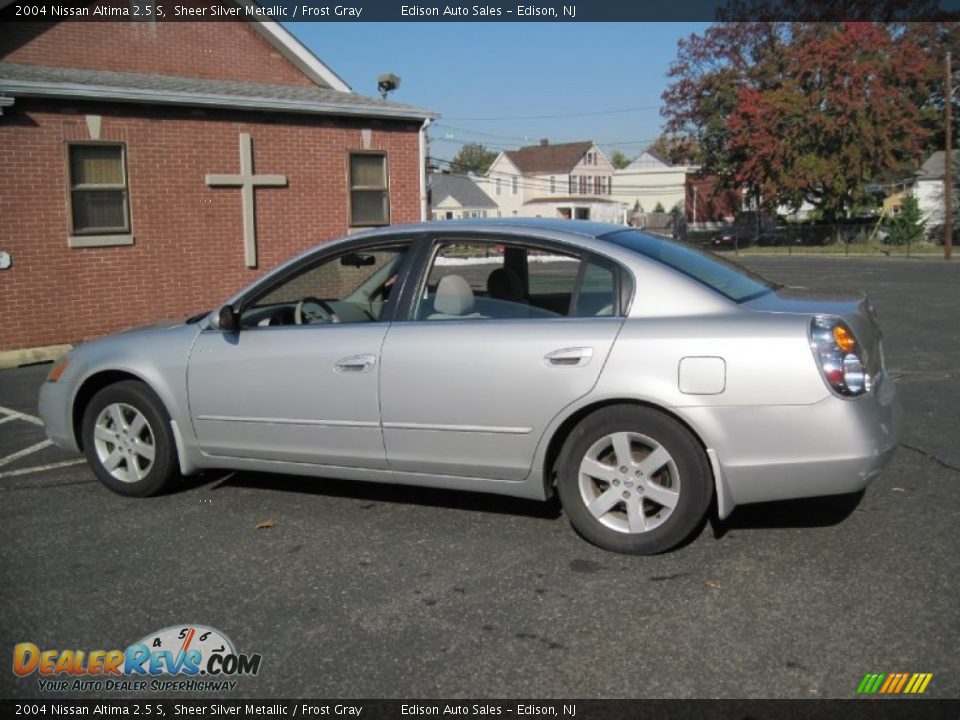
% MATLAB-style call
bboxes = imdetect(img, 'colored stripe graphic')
[857,673,932,695]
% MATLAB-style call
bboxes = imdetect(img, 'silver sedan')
[38,220,900,554]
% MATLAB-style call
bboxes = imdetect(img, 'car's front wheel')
[557,405,712,555]
[81,380,177,497]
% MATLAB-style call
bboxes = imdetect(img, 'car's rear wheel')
[556,405,712,555]
[81,380,177,497]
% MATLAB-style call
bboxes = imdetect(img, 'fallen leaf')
[705,579,722,590]
[255,519,276,529]
[892,487,905,492]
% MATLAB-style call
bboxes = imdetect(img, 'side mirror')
[218,305,239,333]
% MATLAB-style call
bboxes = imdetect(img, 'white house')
[478,140,624,223]
[612,150,696,216]
[915,151,946,227]
[429,172,497,220]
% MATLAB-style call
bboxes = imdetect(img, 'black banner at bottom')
[2,699,959,720]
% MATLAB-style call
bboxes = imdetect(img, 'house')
[478,140,622,223]
[915,151,947,228]
[429,172,497,220]
[0,12,434,354]
[612,150,694,217]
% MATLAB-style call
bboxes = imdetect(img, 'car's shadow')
[185,470,563,520]
[711,490,865,536]
[183,470,865,535]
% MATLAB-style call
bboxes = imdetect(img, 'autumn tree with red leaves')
[728,23,931,222]
[662,11,957,224]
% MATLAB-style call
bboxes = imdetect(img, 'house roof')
[430,173,497,209]
[504,141,594,174]
[0,62,435,121]
[917,151,945,180]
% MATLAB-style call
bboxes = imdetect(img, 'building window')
[349,152,389,227]
[586,152,594,165]
[550,176,556,194]
[495,178,502,196]
[511,175,518,195]
[579,176,588,194]
[68,143,130,235]
[569,175,576,194]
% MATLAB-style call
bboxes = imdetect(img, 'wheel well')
[542,399,712,497]
[71,370,147,450]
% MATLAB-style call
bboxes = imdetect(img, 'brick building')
[0,17,434,353]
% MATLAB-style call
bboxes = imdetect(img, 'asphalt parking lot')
[1,255,958,700]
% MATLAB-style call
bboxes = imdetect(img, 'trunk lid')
[744,286,885,378]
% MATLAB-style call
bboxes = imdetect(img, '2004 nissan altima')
[38,219,900,554]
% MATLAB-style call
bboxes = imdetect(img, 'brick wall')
[0,21,317,87]
[0,99,423,351]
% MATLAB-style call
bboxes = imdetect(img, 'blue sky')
[287,22,711,164]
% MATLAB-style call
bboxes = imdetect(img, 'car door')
[379,236,626,481]
[187,242,411,469]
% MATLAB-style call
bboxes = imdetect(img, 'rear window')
[603,229,777,303]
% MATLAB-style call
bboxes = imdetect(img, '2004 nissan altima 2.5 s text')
[38,219,900,554]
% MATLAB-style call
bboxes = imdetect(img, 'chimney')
[540,138,549,146]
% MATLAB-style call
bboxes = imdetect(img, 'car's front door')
[187,242,410,468]
[379,237,626,481]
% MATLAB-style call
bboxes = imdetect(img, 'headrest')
[434,274,475,316]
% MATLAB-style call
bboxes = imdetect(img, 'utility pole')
[946,50,953,261]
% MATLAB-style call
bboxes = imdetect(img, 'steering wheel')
[294,297,340,325]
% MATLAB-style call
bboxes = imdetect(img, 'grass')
[722,242,943,257]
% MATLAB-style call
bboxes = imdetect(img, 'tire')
[556,405,712,555]
[81,380,178,497]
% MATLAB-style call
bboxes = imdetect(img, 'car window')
[604,229,776,303]
[242,244,408,328]
[413,240,613,321]
[573,259,617,318]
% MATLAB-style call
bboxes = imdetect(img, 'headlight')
[810,315,871,397]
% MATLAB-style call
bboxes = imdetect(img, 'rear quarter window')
[604,229,776,303]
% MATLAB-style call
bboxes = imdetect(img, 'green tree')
[653,201,666,213]
[883,194,925,246]
[610,150,631,170]
[450,143,498,175]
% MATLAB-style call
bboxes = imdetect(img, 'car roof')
[352,218,630,241]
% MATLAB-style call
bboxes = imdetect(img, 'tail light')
[809,315,871,397]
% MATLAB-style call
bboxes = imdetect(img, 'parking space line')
[0,414,19,426]
[0,458,86,479]
[0,439,53,468]
[0,404,44,426]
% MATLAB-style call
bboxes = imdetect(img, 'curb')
[0,344,73,371]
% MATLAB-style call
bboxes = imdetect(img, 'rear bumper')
[38,379,80,453]
[682,371,900,514]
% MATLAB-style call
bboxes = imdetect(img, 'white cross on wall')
[205,133,287,268]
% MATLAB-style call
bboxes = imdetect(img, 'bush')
[882,195,925,246]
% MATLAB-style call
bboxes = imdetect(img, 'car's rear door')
[379,235,626,481]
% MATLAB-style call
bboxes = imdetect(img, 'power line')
[443,105,661,122]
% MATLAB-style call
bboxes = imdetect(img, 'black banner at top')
[2,0,960,22]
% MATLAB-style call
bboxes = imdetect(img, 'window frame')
[232,237,418,328]
[347,150,390,228]
[65,140,131,237]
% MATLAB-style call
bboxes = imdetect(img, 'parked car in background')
[712,213,788,248]
[38,219,900,554]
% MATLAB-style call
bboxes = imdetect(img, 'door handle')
[544,347,594,368]
[335,354,376,373]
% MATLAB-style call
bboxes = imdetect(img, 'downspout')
[419,117,432,221]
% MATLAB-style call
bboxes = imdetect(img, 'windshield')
[603,229,777,303]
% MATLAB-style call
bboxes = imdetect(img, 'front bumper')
[683,370,901,511]
[38,379,80,453]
